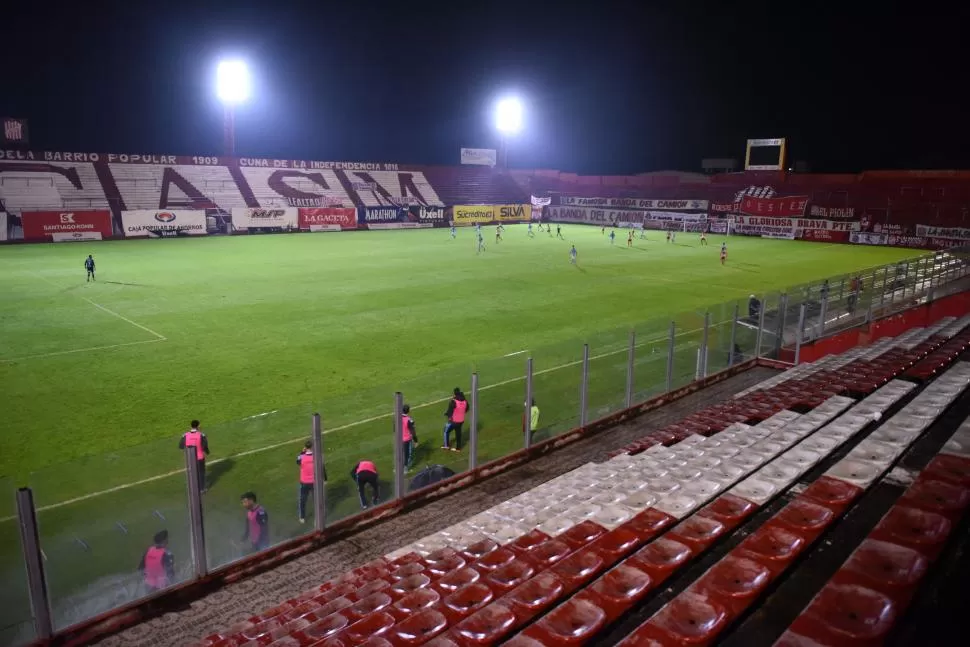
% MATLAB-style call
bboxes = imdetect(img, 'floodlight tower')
[216,60,251,157]
[494,96,523,169]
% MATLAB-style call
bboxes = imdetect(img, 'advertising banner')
[452,205,495,225]
[735,216,860,232]
[21,210,113,241]
[851,232,888,245]
[560,196,709,210]
[409,205,446,226]
[915,224,970,241]
[808,205,856,219]
[495,204,532,222]
[547,206,707,226]
[460,148,497,166]
[709,202,737,214]
[121,210,207,237]
[360,205,445,229]
[299,207,357,231]
[739,195,808,218]
[52,232,103,242]
[0,212,6,242]
[801,229,851,243]
[231,207,298,231]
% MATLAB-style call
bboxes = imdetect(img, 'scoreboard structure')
[744,137,787,171]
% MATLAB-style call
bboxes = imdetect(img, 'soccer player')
[495,226,502,243]
[351,460,380,509]
[671,231,677,243]
[442,387,469,452]
[639,227,646,240]
[666,231,671,244]
[720,242,727,265]
[296,440,326,523]
[700,232,707,246]
[569,245,577,264]
[476,230,486,254]
[450,224,457,239]
[138,530,175,593]
[609,229,616,245]
[627,230,634,247]
[240,492,269,552]
[84,255,96,281]
[557,224,564,239]
[178,420,209,493]
[401,404,418,470]
[527,222,534,238]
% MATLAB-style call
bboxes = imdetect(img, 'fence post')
[469,372,479,470]
[794,303,807,365]
[838,277,845,302]
[16,488,53,640]
[184,447,207,578]
[311,413,326,531]
[880,266,889,305]
[624,330,635,408]
[776,293,788,356]
[579,344,590,427]
[665,321,675,392]
[699,311,710,378]
[393,392,404,500]
[818,286,829,337]
[729,303,739,366]
[524,358,534,449]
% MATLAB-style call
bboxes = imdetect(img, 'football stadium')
[3,11,970,646]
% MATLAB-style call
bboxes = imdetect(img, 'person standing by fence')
[442,387,469,452]
[179,420,209,493]
[241,492,269,552]
[401,404,418,470]
[296,440,326,524]
[138,530,175,593]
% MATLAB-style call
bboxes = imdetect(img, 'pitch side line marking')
[0,335,698,521]
[0,338,166,363]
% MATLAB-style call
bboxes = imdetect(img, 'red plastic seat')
[737,523,806,574]
[799,476,863,511]
[390,573,432,598]
[343,611,396,644]
[345,592,393,621]
[452,601,518,644]
[474,547,518,573]
[558,520,608,550]
[549,548,607,593]
[791,583,897,644]
[580,563,654,621]
[773,498,836,535]
[442,581,495,620]
[666,515,726,553]
[527,539,572,568]
[899,477,970,519]
[522,597,608,645]
[625,508,676,541]
[461,538,500,562]
[486,558,536,594]
[505,571,566,622]
[390,587,440,620]
[869,505,951,556]
[507,529,551,555]
[644,591,729,643]
[434,567,481,595]
[390,608,449,645]
[588,526,642,563]
[693,555,771,604]
[698,494,757,528]
[839,539,928,592]
[923,454,970,487]
[627,537,692,583]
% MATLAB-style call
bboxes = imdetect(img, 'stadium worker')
[351,460,380,509]
[84,254,96,281]
[179,420,210,493]
[296,440,327,524]
[442,387,469,452]
[401,404,419,470]
[748,294,761,320]
[138,530,175,593]
[241,492,270,552]
[524,398,540,435]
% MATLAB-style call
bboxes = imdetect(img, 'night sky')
[3,0,966,174]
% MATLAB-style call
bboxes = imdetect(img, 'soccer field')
[0,226,919,635]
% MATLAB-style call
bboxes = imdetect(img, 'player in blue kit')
[84,255,96,281]
[609,229,615,245]
[569,245,577,264]
[477,230,486,254]
[527,222,534,237]
[450,224,457,239]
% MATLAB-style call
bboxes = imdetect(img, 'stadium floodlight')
[216,60,251,105]
[215,60,250,157]
[494,97,523,135]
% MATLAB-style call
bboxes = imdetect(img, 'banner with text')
[915,224,970,241]
[460,148,497,166]
[298,207,357,231]
[800,229,851,243]
[21,210,113,241]
[452,205,495,225]
[739,195,808,218]
[547,206,707,227]
[560,196,709,211]
[361,205,444,229]
[122,210,207,237]
[231,207,298,231]
[735,216,860,232]
[496,204,532,222]
[807,205,856,219]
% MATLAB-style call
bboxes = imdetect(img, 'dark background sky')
[3,0,967,174]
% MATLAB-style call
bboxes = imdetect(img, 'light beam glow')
[495,97,524,135]
[216,60,251,105]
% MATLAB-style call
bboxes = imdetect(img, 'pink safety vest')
[248,506,265,545]
[183,430,205,460]
[401,415,413,442]
[299,451,314,484]
[357,460,377,474]
[143,546,168,588]
[452,399,468,423]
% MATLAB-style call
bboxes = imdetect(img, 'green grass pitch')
[0,225,918,636]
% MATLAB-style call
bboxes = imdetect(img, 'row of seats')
[185,319,970,647]
[774,416,970,647]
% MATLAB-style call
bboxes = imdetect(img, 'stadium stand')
[175,316,970,647]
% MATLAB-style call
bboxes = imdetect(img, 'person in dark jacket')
[442,387,469,452]
[748,294,761,320]
[351,460,380,509]
[241,492,269,552]
[138,530,175,592]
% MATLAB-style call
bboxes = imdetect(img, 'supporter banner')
[801,229,850,243]
[928,237,966,249]
[850,232,888,245]
[762,232,796,240]
[231,207,298,231]
[0,212,6,242]
[496,204,532,222]
[736,224,796,237]
[21,210,113,241]
[739,195,808,217]
[452,205,495,225]
[560,196,709,210]
[121,210,207,237]
[888,235,928,248]
[52,231,103,242]
[460,148,497,166]
[547,206,707,226]
[808,205,856,219]
[915,224,970,241]
[735,216,860,232]
[709,202,736,214]
[299,207,357,231]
